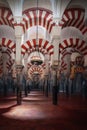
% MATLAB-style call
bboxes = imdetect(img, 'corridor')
[0,0,87,129]
[0,91,87,130]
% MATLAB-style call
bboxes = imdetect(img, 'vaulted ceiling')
[0,0,87,77]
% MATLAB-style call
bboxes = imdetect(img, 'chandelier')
[30,0,43,65]
[30,52,43,65]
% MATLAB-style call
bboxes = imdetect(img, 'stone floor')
[0,91,87,130]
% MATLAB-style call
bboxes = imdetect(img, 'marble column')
[15,25,23,65]
[44,54,49,97]
[14,24,23,105]
[50,36,61,105]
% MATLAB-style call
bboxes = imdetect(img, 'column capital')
[14,16,23,24]
[53,17,61,25]
[14,25,23,36]
[51,25,61,39]
[51,35,61,43]
[16,64,24,74]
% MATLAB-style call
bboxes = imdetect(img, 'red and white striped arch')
[27,62,46,69]
[59,38,87,55]
[0,7,15,28]
[61,61,67,71]
[21,38,54,56]
[15,8,55,33]
[59,8,87,35]
[6,59,14,70]
[60,64,67,73]
[0,38,16,53]
[2,48,12,58]
[27,63,32,69]
[59,39,86,73]
[41,63,46,69]
[29,66,43,75]
[61,49,72,59]
[60,49,72,73]
[28,65,44,79]
[0,38,15,72]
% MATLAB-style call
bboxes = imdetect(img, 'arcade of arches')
[0,0,87,130]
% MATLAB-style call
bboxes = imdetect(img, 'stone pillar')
[60,50,71,96]
[51,24,61,66]
[16,65,23,105]
[44,74,49,97]
[15,26,23,65]
[84,55,87,67]
[2,51,10,75]
[51,65,58,105]
[52,37,60,62]
[14,21,23,105]
[51,36,60,86]
[51,26,61,63]
[63,53,71,76]
[44,54,49,97]
[50,29,61,105]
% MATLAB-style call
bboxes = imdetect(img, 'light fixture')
[30,0,43,65]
